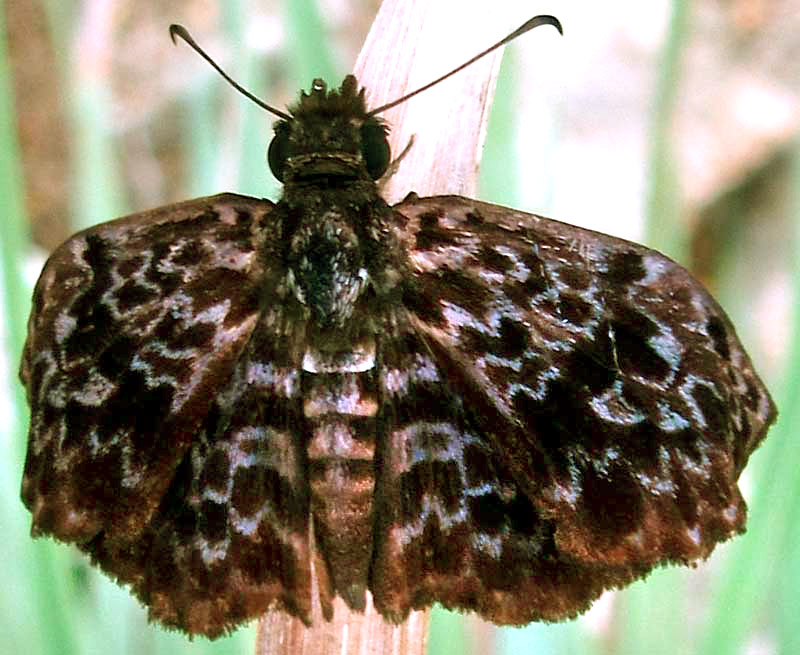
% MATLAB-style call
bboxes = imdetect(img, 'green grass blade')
[69,82,127,230]
[428,608,469,655]
[775,134,800,655]
[644,0,690,262]
[479,49,521,206]
[698,141,800,655]
[221,0,278,199]
[0,10,78,655]
[283,0,339,87]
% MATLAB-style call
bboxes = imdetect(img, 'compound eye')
[360,122,390,180]
[267,129,290,182]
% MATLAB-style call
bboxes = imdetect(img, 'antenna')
[169,24,292,120]
[366,15,562,116]
[169,15,562,120]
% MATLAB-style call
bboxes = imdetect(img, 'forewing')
[20,193,313,635]
[372,193,775,621]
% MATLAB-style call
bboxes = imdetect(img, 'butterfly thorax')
[283,199,369,325]
[273,77,395,328]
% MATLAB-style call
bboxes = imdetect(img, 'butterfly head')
[267,75,390,184]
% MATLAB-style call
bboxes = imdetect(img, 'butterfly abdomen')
[301,337,379,611]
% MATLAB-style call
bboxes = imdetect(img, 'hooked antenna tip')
[169,24,191,46]
[507,15,563,43]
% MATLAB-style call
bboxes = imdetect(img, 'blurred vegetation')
[2,2,796,655]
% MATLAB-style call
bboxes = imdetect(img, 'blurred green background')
[1,1,797,654]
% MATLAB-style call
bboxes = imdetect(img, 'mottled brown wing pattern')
[20,70,776,640]
[369,194,775,621]
[20,193,315,635]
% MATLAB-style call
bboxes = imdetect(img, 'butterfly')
[19,16,775,639]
